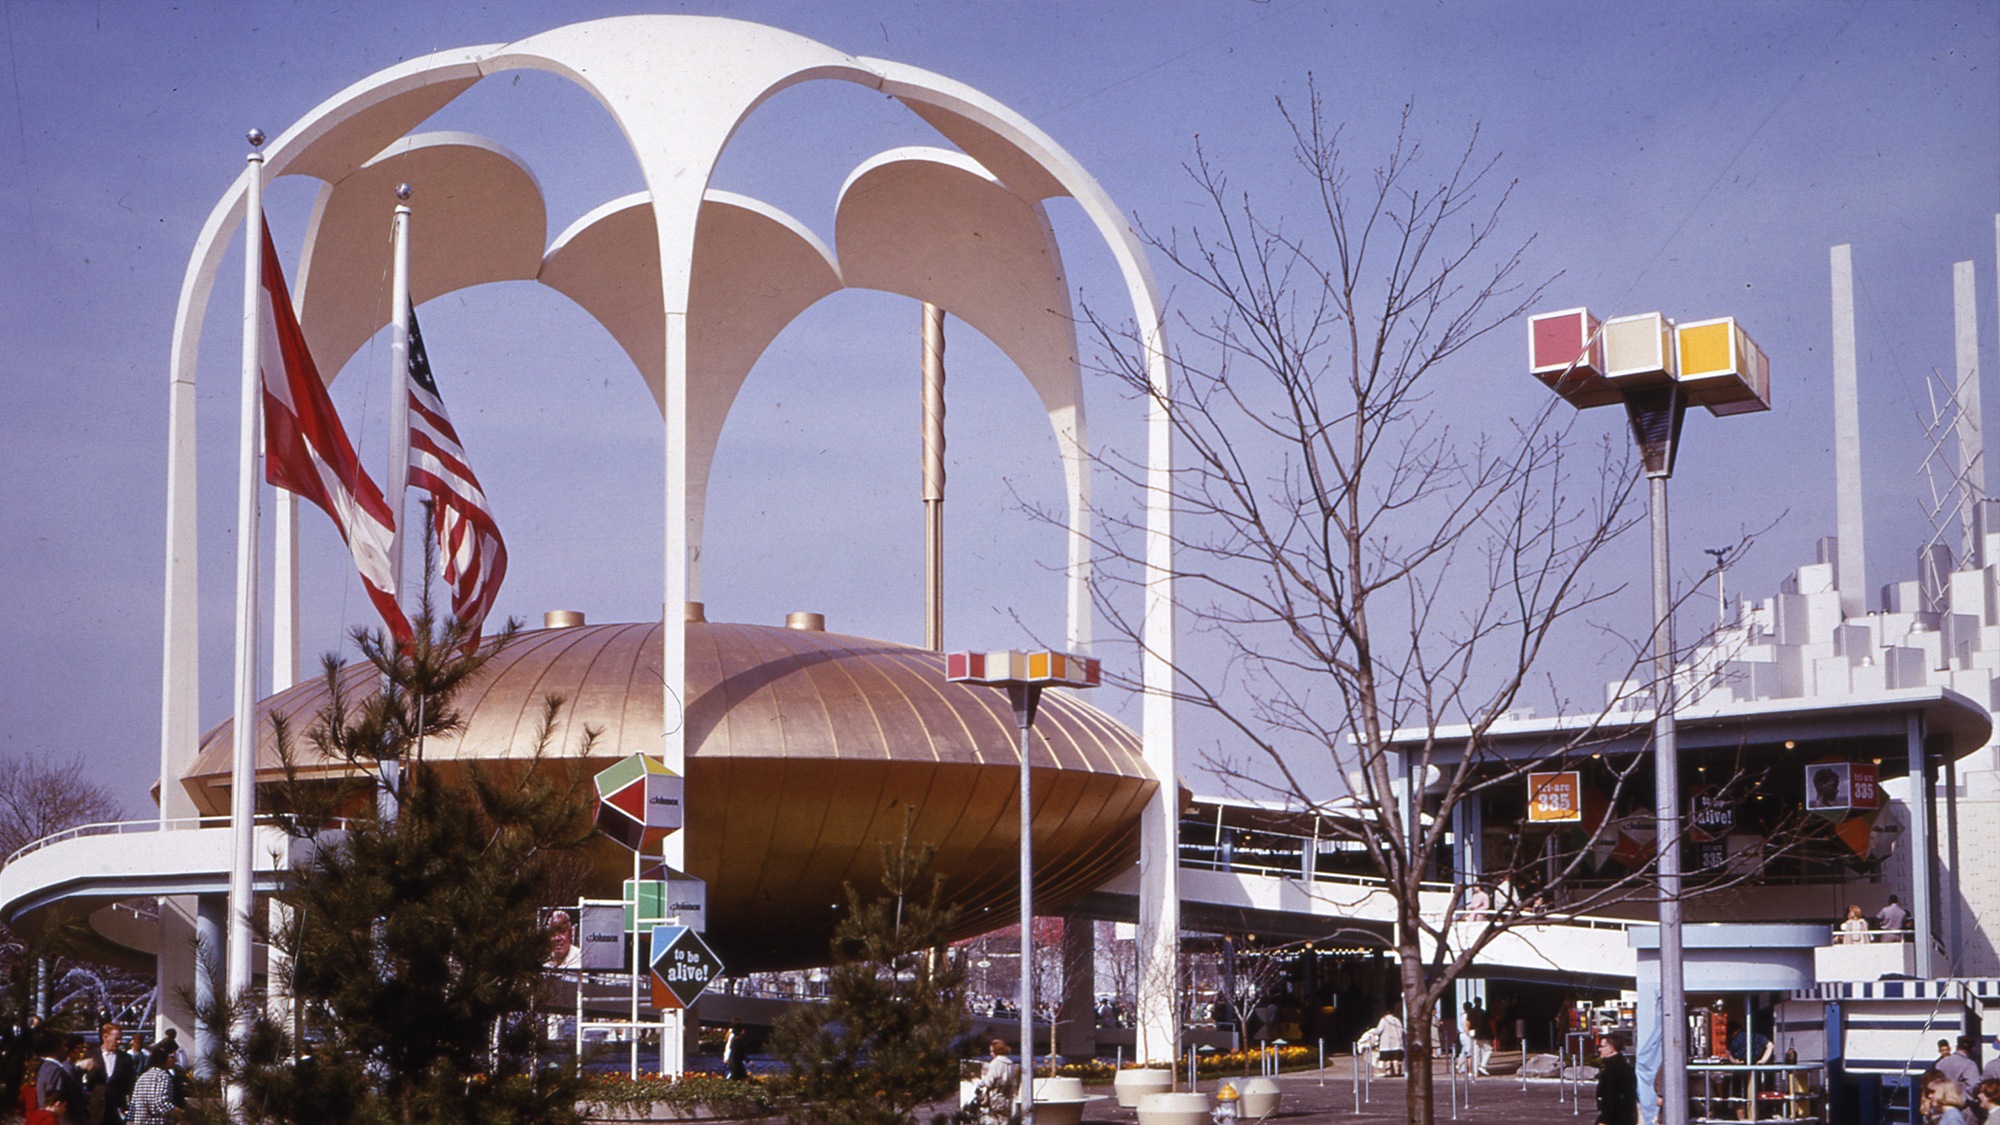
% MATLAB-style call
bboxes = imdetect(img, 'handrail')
[1827,925,1909,944]
[1185,849,1640,934]
[3,815,309,868]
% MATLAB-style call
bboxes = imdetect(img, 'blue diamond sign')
[648,924,723,1010]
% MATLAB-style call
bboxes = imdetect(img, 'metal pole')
[1015,685,1037,1125]
[225,129,267,1119]
[922,304,946,651]
[1652,474,1689,1125]
[631,847,642,1077]
[380,187,413,822]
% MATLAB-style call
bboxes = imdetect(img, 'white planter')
[1032,1078,1089,1125]
[1114,1068,1175,1108]
[1224,1077,1281,1119]
[1137,1091,1211,1125]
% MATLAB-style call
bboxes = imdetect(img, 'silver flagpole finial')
[247,128,265,148]
[396,183,413,202]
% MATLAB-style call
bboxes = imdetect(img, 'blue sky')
[1,0,1995,817]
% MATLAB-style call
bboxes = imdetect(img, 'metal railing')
[1182,831,1641,935]
[4,814,325,868]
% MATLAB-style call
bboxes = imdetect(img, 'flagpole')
[382,184,412,817]
[388,184,412,595]
[225,125,267,1115]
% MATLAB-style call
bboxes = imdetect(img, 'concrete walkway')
[1087,1052,1596,1125]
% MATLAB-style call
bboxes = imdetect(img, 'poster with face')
[543,908,582,970]
[1806,763,1852,812]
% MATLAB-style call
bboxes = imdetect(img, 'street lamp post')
[947,649,1102,1125]
[1528,308,1770,1125]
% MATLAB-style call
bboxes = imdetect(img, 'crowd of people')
[13,1020,187,1125]
[1914,1035,2000,1125]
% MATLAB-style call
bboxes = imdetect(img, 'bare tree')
[0,752,124,858]
[0,752,131,1033]
[1065,89,1799,1125]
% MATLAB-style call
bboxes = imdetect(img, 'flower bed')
[583,1072,788,1122]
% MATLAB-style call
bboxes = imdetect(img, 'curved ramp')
[1086,866,1639,987]
[0,821,291,965]
[5,821,1636,986]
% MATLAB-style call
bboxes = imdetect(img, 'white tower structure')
[1678,223,2000,976]
[157,17,1185,1062]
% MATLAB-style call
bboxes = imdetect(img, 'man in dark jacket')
[83,1022,136,1125]
[1597,1034,1638,1125]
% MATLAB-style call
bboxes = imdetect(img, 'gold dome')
[189,618,1156,970]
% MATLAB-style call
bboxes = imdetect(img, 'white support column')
[1136,315,1179,1069]
[1830,245,1867,618]
[195,894,225,1077]
[1906,712,1935,979]
[661,310,688,874]
[162,352,203,826]
[1955,260,1984,565]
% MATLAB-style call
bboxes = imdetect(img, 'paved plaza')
[1090,1054,1595,1125]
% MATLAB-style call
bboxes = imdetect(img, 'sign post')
[594,754,687,1076]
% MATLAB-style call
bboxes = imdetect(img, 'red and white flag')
[405,304,508,648]
[258,219,412,643]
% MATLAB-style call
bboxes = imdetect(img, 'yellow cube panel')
[1678,320,1735,378]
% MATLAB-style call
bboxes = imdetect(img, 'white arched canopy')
[162,14,1180,1063]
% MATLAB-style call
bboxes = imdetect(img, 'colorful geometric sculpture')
[593,753,683,852]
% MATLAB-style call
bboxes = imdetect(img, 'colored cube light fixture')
[593,752,684,853]
[1528,307,1770,476]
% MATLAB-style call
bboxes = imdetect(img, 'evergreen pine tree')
[195,571,600,1125]
[770,814,971,1125]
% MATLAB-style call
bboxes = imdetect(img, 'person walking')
[1373,1010,1405,1077]
[35,1032,89,1125]
[1596,1034,1638,1125]
[722,1021,749,1082]
[974,1039,1018,1125]
[1466,1001,1496,1075]
[123,1048,176,1125]
[83,1023,135,1125]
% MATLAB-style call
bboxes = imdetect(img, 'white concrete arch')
[834,148,1093,646]
[160,14,1180,1062]
[295,132,548,382]
[539,189,847,598]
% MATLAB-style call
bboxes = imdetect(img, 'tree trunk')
[1400,940,1435,1125]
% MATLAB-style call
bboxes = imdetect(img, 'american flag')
[405,304,508,648]
[258,219,412,643]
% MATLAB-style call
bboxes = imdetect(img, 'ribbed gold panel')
[188,620,1155,970]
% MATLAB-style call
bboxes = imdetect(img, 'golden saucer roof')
[189,618,1156,969]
